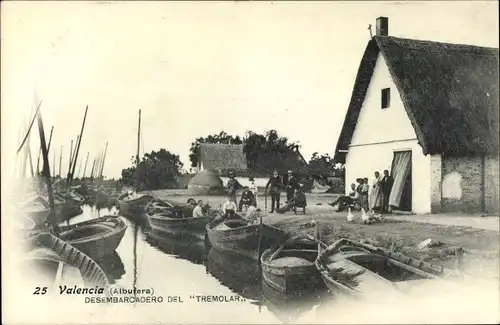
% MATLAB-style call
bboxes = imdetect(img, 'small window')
[381,88,390,109]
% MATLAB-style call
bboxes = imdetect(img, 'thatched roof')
[199,143,247,173]
[335,36,499,162]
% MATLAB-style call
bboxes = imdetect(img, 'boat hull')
[261,237,324,294]
[58,216,127,260]
[148,214,210,240]
[117,195,152,221]
[206,219,287,261]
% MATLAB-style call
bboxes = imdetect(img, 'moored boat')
[205,215,287,261]
[58,215,127,260]
[117,191,152,220]
[146,199,210,240]
[19,195,51,229]
[23,232,110,289]
[315,238,451,299]
[261,233,327,294]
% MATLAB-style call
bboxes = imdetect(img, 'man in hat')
[285,170,301,203]
[238,186,256,212]
[265,170,282,213]
[226,172,243,209]
[248,177,259,206]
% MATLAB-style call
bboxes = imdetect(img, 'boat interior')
[267,239,319,267]
[213,218,250,230]
[59,224,113,242]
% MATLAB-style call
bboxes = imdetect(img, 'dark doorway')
[389,150,412,212]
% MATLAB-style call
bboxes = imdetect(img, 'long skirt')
[369,186,383,210]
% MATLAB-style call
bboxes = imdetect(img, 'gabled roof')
[334,36,499,162]
[199,143,247,173]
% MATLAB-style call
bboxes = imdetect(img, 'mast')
[68,106,88,191]
[36,103,58,232]
[36,125,53,175]
[99,142,109,178]
[59,145,63,177]
[82,152,89,179]
[135,110,141,191]
[77,157,83,178]
[67,139,73,180]
[90,158,96,181]
[52,149,56,179]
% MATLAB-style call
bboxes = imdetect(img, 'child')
[222,196,237,219]
[361,178,370,211]
[238,186,256,212]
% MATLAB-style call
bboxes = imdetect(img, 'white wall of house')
[345,53,431,214]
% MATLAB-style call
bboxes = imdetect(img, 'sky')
[2,1,498,179]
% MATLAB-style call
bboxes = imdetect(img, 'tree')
[243,130,302,175]
[308,152,345,178]
[189,131,243,167]
[120,149,183,190]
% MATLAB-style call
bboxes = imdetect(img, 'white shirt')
[222,201,237,214]
[192,205,204,218]
[249,182,258,196]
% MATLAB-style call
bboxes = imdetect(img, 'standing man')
[227,172,243,210]
[285,170,300,203]
[265,170,282,213]
[380,169,394,213]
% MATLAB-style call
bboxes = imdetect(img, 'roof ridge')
[374,35,499,52]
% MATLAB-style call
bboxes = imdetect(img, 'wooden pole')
[82,152,89,179]
[90,158,96,181]
[52,149,56,180]
[99,142,109,178]
[59,145,63,177]
[77,157,83,178]
[16,100,42,154]
[36,125,53,175]
[36,104,58,232]
[68,106,88,190]
[67,140,73,181]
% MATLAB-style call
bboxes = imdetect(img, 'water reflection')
[68,204,331,323]
[146,232,206,265]
[94,251,125,284]
[205,248,262,303]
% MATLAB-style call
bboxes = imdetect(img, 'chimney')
[376,17,389,36]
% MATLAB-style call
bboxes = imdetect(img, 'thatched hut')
[187,170,225,195]
[334,17,499,215]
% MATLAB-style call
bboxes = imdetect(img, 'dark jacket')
[286,176,301,193]
[240,190,256,205]
[381,175,394,194]
[266,176,282,195]
[227,178,243,195]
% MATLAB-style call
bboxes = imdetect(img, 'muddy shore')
[151,189,500,277]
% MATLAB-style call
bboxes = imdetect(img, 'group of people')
[222,169,306,218]
[329,170,394,213]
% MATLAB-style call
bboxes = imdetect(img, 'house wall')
[345,53,431,214]
[441,155,499,214]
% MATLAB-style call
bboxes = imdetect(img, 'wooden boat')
[22,232,110,289]
[19,195,51,229]
[117,191,152,219]
[205,215,287,261]
[261,233,327,293]
[315,238,451,299]
[146,199,210,240]
[58,215,127,260]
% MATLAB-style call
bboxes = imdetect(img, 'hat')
[288,170,293,174]
[249,177,255,181]
[229,172,235,177]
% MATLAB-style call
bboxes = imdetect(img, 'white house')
[334,17,499,215]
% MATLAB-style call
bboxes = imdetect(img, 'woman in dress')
[369,171,383,212]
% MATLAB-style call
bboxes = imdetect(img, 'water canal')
[65,205,330,323]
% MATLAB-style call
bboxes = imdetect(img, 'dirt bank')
[152,190,500,277]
